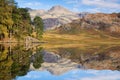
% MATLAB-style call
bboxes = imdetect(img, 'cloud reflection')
[16,69,120,80]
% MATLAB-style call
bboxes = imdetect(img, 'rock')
[25,36,40,43]
[55,13,120,37]
[29,5,87,30]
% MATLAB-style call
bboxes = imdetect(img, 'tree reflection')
[0,44,43,80]
[32,47,43,69]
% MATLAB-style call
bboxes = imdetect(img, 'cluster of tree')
[33,16,44,39]
[0,0,44,41]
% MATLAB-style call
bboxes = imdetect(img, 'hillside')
[29,5,87,29]
[42,13,120,44]
[52,13,120,38]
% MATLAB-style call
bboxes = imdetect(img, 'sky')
[15,0,120,13]
[16,69,120,80]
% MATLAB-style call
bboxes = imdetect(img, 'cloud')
[64,0,120,13]
[85,8,101,13]
[25,2,42,6]
[64,0,80,4]
[16,0,42,9]
[82,0,120,9]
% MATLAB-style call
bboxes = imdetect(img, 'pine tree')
[33,16,44,39]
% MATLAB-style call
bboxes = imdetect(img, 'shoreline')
[0,41,46,44]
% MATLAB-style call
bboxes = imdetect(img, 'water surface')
[0,43,120,80]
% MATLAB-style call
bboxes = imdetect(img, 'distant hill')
[29,5,87,30]
[29,6,120,38]
[54,13,120,38]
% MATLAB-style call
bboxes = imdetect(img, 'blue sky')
[16,69,120,80]
[15,0,120,13]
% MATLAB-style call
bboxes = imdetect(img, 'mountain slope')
[48,5,74,14]
[53,13,120,38]
[29,5,86,29]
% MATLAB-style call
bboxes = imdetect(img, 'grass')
[39,29,120,51]
[42,30,120,44]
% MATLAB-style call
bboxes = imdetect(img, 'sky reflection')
[16,69,120,80]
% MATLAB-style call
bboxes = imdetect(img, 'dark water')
[0,43,120,80]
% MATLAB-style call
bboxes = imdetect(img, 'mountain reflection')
[0,43,120,80]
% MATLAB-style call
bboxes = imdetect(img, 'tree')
[0,0,14,38]
[33,16,44,39]
[12,8,33,39]
[0,0,33,41]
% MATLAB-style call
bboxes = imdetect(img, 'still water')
[0,43,120,80]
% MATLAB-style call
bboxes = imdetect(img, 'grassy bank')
[42,32,120,44]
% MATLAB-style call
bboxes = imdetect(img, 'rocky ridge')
[55,13,120,37]
[29,5,86,29]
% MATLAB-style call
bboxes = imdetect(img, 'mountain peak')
[48,5,71,13]
[51,5,66,9]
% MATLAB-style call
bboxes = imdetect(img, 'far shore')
[0,41,46,44]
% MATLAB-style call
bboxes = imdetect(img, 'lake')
[0,43,120,80]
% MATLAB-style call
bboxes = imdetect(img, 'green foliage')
[0,0,14,38]
[33,16,44,39]
[0,0,34,41]
[33,48,43,69]
[12,7,33,39]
